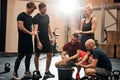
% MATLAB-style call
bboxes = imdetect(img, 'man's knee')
[55,60,65,68]
[55,62,59,67]
[85,68,96,76]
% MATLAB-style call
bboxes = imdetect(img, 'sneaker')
[76,73,80,80]
[33,71,42,79]
[12,73,20,80]
[24,71,32,78]
[43,71,55,79]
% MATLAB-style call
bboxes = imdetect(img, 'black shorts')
[95,67,111,77]
[34,39,52,54]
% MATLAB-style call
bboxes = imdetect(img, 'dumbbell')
[110,70,120,80]
[4,63,11,72]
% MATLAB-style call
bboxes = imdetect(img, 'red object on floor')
[76,73,80,80]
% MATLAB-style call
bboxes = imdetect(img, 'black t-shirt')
[17,12,33,53]
[33,13,49,40]
[17,12,32,39]
[90,47,112,72]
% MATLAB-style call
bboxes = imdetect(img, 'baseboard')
[0,52,18,57]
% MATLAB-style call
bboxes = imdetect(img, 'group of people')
[12,1,112,80]
[12,2,54,80]
[55,3,112,80]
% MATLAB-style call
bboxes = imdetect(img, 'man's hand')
[75,30,82,34]
[30,31,36,35]
[37,41,42,50]
[75,62,83,67]
[62,57,70,63]
[51,37,55,46]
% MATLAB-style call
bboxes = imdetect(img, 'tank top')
[80,17,94,51]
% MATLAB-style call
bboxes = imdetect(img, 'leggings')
[14,52,32,74]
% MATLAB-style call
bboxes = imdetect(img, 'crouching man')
[76,39,112,79]
[55,33,81,80]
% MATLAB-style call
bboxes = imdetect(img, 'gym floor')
[0,53,120,80]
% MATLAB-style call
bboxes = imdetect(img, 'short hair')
[85,39,95,46]
[26,2,36,9]
[72,33,79,39]
[38,2,46,10]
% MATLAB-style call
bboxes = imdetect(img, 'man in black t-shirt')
[33,2,55,79]
[12,2,36,80]
[76,39,112,78]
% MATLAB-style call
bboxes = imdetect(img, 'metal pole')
[101,0,105,43]
[117,6,120,31]
[66,16,69,42]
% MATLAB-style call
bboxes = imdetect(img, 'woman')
[75,3,97,80]
[78,3,97,52]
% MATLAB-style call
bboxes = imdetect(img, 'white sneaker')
[12,73,20,80]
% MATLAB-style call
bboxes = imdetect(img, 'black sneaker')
[43,71,55,79]
[37,71,42,78]
[32,71,42,79]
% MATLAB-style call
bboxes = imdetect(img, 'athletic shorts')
[34,38,52,54]
[95,67,111,77]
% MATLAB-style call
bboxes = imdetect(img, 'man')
[12,2,36,80]
[33,2,55,79]
[55,33,81,80]
[76,39,112,79]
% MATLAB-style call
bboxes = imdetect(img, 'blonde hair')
[85,3,93,13]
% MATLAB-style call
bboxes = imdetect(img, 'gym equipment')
[57,67,74,80]
[0,63,11,74]
[32,70,41,80]
[4,63,11,72]
[52,28,59,55]
[110,70,120,80]
[81,74,110,80]
[81,76,92,80]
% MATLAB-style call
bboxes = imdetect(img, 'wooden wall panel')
[99,43,114,58]
[82,0,114,6]
[116,44,120,58]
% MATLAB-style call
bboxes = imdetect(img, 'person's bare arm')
[82,58,97,68]
[33,24,42,50]
[33,24,40,42]
[17,21,34,35]
[48,24,54,44]
[79,17,97,34]
[68,50,80,61]
[61,51,67,60]
[77,52,91,64]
